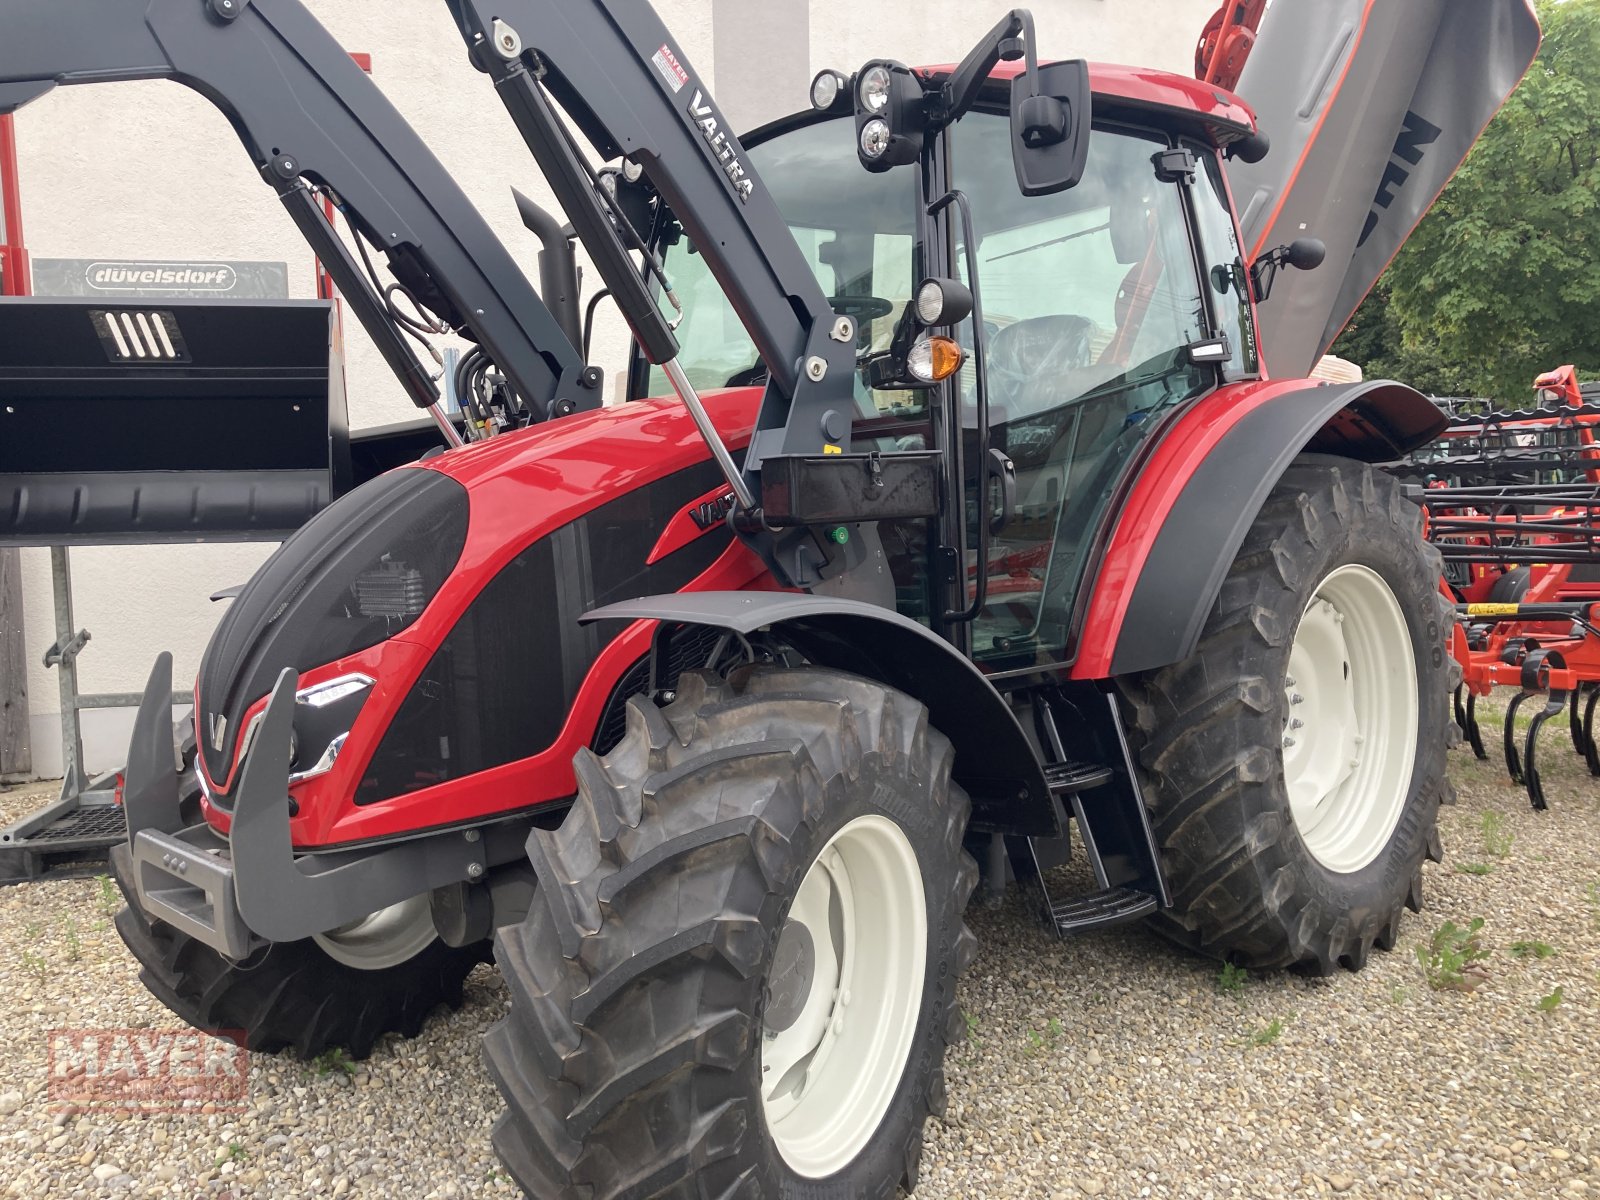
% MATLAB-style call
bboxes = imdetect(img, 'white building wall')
[8,0,1209,778]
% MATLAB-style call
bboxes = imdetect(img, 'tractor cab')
[632,60,1264,672]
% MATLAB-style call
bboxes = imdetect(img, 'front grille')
[592,624,725,755]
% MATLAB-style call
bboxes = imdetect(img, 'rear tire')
[1116,455,1452,973]
[485,665,978,1198]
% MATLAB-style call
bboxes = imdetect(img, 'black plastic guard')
[583,592,1056,836]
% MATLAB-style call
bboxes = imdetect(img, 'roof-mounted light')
[810,69,850,114]
[858,64,892,113]
[859,119,891,160]
[852,60,924,173]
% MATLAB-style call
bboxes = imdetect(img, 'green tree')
[1333,0,1600,402]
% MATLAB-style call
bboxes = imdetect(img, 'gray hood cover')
[1227,0,1540,378]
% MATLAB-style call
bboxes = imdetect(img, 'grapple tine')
[1453,685,1469,738]
[1569,685,1586,757]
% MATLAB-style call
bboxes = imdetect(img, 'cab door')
[947,111,1231,675]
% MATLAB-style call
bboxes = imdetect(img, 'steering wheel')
[828,295,895,322]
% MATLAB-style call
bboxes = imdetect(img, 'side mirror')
[1285,236,1327,271]
[1225,131,1271,164]
[1250,236,1326,303]
[1011,60,1091,196]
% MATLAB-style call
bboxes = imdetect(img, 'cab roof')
[914,60,1257,147]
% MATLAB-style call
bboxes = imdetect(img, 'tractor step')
[1044,760,1113,795]
[0,794,126,886]
[1048,885,1158,934]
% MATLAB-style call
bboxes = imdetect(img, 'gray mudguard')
[584,591,1057,836]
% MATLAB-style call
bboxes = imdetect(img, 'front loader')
[0,0,1539,1195]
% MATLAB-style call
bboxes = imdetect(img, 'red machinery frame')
[0,112,30,297]
[1408,371,1600,807]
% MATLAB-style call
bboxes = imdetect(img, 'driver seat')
[987,314,1098,423]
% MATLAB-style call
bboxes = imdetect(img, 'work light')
[851,59,924,172]
[858,65,892,112]
[859,119,891,160]
[914,277,973,327]
[810,69,850,113]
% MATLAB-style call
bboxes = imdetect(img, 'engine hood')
[1227,0,1540,377]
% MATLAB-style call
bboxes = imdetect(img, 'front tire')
[485,666,978,1198]
[1116,455,1452,973]
[110,758,489,1058]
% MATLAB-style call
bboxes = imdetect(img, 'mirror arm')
[936,9,1031,126]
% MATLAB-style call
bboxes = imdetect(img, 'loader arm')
[0,0,886,592]
[0,0,592,426]
[441,0,858,442]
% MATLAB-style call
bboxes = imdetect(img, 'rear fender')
[583,593,1056,837]
[1080,378,1444,679]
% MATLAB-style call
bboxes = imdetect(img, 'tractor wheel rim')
[761,814,927,1178]
[1283,563,1418,873]
[311,894,438,970]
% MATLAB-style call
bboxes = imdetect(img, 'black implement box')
[759,451,943,528]
[0,298,349,545]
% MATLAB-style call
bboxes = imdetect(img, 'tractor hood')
[1227,0,1540,378]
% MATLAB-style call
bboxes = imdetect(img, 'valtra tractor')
[0,0,1539,1194]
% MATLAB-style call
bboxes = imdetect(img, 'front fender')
[584,592,1056,837]
[1075,378,1444,679]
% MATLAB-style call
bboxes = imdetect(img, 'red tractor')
[0,0,1538,1195]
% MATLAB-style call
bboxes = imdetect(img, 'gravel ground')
[0,694,1596,1200]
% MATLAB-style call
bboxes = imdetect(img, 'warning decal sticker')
[652,44,688,93]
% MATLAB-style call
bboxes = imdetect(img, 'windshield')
[952,112,1214,669]
[646,117,922,414]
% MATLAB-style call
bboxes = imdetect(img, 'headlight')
[297,673,375,709]
[859,119,891,160]
[858,65,892,113]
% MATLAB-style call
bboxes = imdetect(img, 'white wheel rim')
[761,814,927,1178]
[311,894,438,970]
[1283,563,1418,873]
